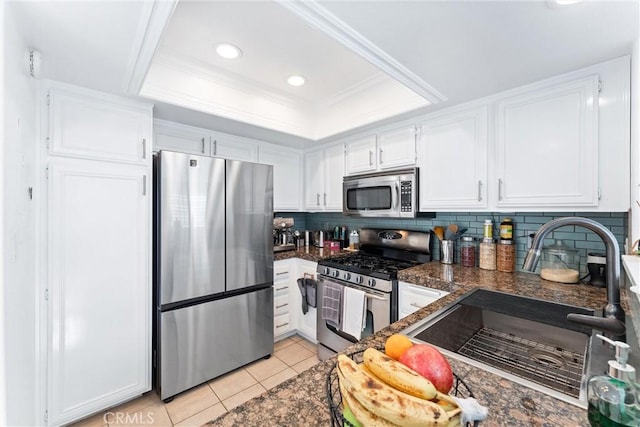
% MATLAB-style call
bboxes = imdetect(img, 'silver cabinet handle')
[498,178,503,201]
[275,286,287,291]
[213,139,217,155]
[142,175,147,196]
[142,138,146,159]
[379,148,383,164]
[369,150,373,166]
[324,193,327,206]
[201,137,205,154]
[317,193,320,206]
[275,271,288,276]
[275,303,288,309]
[478,180,483,202]
[410,302,423,308]
[276,322,289,328]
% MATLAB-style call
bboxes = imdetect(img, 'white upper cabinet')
[377,125,416,170]
[211,133,258,162]
[304,144,344,211]
[345,135,377,175]
[154,120,209,155]
[495,75,599,208]
[154,120,258,162]
[259,144,302,211]
[345,126,416,175]
[48,86,151,164]
[418,107,488,210]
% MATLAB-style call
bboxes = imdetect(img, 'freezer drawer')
[158,287,273,400]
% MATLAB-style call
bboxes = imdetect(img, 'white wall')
[0,0,6,425]
[631,30,640,247]
[3,3,37,425]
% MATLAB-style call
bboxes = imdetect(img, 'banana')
[338,371,399,427]
[337,354,450,426]
[363,348,459,408]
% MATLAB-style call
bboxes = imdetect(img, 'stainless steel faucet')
[523,216,625,338]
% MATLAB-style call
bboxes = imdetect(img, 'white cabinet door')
[397,282,448,321]
[48,157,150,426]
[48,88,151,164]
[294,260,318,342]
[259,145,302,211]
[418,107,488,209]
[212,133,258,162]
[345,135,376,175]
[304,150,325,210]
[323,144,345,211]
[495,75,599,208]
[378,125,416,170]
[154,120,209,156]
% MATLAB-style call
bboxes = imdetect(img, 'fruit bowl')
[326,347,480,427]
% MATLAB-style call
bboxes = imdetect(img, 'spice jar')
[499,218,514,240]
[483,219,493,239]
[460,236,476,268]
[496,239,515,272]
[479,238,496,270]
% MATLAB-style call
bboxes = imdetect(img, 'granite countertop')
[273,245,349,263]
[210,260,627,427]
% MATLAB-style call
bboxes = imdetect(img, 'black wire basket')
[326,348,480,427]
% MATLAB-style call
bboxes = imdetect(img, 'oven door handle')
[364,293,388,301]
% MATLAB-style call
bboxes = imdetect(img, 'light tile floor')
[72,335,320,427]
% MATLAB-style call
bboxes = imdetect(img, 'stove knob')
[354,276,363,284]
[368,278,376,287]
[332,270,340,278]
[323,267,330,275]
[343,272,351,281]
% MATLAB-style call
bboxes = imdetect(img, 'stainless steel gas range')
[316,228,431,360]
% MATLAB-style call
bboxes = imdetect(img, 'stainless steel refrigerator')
[153,150,274,401]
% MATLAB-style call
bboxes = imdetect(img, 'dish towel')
[321,281,343,329]
[341,287,367,341]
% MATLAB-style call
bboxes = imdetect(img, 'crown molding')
[277,0,447,105]
[124,0,178,95]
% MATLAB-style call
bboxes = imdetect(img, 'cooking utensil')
[450,227,468,241]
[433,226,445,241]
[445,224,458,240]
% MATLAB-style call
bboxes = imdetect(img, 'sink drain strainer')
[458,327,585,398]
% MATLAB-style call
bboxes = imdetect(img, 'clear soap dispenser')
[587,334,640,426]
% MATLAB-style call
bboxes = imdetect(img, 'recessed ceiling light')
[546,0,583,8]
[287,75,306,87]
[215,43,242,59]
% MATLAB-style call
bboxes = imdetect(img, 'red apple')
[399,344,453,393]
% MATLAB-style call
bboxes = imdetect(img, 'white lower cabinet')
[273,260,294,338]
[397,282,448,321]
[293,260,318,342]
[48,157,150,426]
[273,259,318,343]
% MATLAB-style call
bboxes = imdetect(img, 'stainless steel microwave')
[343,168,418,217]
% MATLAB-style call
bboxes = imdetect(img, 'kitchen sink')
[402,288,614,408]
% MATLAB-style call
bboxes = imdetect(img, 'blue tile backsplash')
[275,211,628,275]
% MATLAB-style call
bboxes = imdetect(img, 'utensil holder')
[441,240,454,264]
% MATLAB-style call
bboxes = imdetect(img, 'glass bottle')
[460,236,476,268]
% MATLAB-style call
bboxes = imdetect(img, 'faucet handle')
[566,313,626,336]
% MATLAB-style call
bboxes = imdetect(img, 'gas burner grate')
[458,327,585,398]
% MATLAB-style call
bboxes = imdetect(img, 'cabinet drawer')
[398,284,447,317]
[274,263,290,282]
[274,282,289,296]
[274,313,292,336]
[274,294,290,316]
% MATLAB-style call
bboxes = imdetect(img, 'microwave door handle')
[392,182,400,210]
